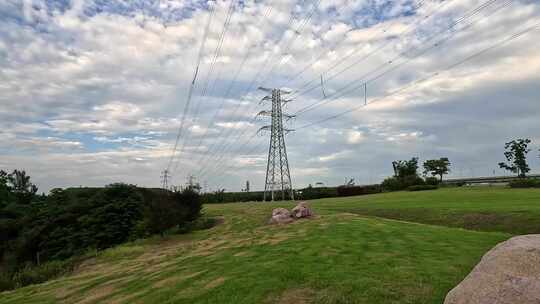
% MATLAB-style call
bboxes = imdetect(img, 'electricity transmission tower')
[257,87,295,201]
[160,169,170,190]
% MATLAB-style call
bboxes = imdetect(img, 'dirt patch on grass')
[77,283,116,304]
[109,290,147,304]
[204,277,226,289]
[269,288,315,304]
[256,233,291,246]
[153,270,207,288]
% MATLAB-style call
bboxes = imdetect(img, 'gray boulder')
[291,202,313,219]
[444,234,540,304]
[269,208,294,224]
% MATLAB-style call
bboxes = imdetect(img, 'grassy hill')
[1,187,539,304]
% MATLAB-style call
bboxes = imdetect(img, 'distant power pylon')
[160,169,171,190]
[257,87,295,201]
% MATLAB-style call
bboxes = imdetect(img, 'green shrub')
[336,185,382,197]
[509,179,540,188]
[297,187,338,200]
[408,185,438,191]
[12,260,74,289]
[382,176,425,192]
[145,188,202,237]
[0,272,14,291]
[381,177,402,192]
[424,177,440,186]
[202,191,265,204]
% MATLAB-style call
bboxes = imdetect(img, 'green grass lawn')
[314,187,540,235]
[1,187,539,304]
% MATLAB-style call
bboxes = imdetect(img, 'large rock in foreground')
[269,208,294,224]
[444,234,540,304]
[291,202,313,219]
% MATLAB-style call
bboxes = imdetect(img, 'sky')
[1,0,539,193]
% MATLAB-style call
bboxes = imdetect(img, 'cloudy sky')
[1,0,539,193]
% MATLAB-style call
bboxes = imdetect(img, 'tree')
[498,139,531,178]
[174,188,202,222]
[382,158,424,192]
[392,157,419,178]
[423,158,451,182]
[7,170,38,205]
[0,170,12,207]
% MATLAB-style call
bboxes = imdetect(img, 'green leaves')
[423,158,451,182]
[498,139,532,178]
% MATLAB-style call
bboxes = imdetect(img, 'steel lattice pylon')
[257,88,295,201]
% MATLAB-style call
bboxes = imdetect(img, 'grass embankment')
[1,187,538,304]
[317,187,540,235]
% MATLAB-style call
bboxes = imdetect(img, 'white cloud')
[1,0,539,192]
[346,130,365,144]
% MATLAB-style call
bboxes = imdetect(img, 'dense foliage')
[424,177,440,186]
[336,185,382,197]
[508,179,540,188]
[407,185,439,191]
[392,158,420,178]
[202,190,265,204]
[498,139,532,178]
[0,171,202,291]
[381,157,450,192]
[423,158,451,182]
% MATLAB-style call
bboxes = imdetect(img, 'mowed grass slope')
[1,187,539,304]
[315,187,540,235]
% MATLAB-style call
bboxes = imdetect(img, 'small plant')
[508,179,540,188]
[11,260,75,289]
[407,185,438,192]
[424,177,440,186]
[0,272,14,291]
[382,175,425,192]
[336,185,382,197]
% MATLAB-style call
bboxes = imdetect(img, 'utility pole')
[160,169,170,190]
[257,87,295,201]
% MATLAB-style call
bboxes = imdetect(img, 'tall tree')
[7,170,38,204]
[423,158,451,182]
[498,139,531,178]
[392,157,419,178]
[0,170,11,207]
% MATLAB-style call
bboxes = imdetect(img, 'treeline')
[202,157,448,203]
[0,170,202,291]
[201,184,383,204]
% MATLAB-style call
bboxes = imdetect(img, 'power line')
[259,0,323,87]
[196,0,429,180]
[282,0,430,88]
[196,1,363,178]
[197,0,516,183]
[295,21,540,130]
[197,0,465,178]
[188,6,275,174]
[286,0,459,101]
[171,0,236,175]
[292,0,511,116]
[289,0,482,100]
[204,3,520,183]
[165,5,215,173]
[191,3,319,176]
[210,136,267,191]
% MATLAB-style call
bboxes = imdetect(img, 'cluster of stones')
[269,202,314,224]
